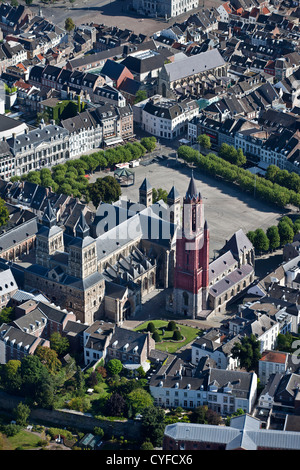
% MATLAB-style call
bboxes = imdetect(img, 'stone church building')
[22,178,179,325]
[168,174,255,320]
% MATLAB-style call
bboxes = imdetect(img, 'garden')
[134,320,203,354]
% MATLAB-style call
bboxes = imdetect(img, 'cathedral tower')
[67,212,98,279]
[173,173,209,318]
[36,201,64,268]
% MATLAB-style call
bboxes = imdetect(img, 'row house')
[105,326,154,371]
[0,41,27,74]
[61,103,133,155]
[149,356,257,415]
[29,64,105,95]
[0,299,76,364]
[61,110,103,159]
[0,4,33,37]
[0,323,49,363]
[7,123,70,177]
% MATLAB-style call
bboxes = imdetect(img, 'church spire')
[42,200,56,228]
[185,171,201,202]
[76,212,90,239]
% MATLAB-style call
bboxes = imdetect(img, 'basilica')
[21,173,254,325]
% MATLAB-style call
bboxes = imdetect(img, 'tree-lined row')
[266,165,300,194]
[177,146,300,209]
[247,216,300,253]
[10,138,156,200]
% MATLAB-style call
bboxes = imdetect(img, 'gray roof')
[164,48,226,82]
[209,250,238,284]
[164,414,300,449]
[209,264,254,297]
[0,217,38,252]
[8,124,69,153]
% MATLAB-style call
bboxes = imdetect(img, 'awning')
[104,137,123,146]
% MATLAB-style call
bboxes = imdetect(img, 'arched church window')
[183,291,189,306]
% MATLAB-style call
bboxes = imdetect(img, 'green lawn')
[135,320,201,354]
[6,429,42,450]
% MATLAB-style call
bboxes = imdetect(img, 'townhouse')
[149,355,257,415]
[191,329,240,370]
[7,122,70,177]
[136,94,199,139]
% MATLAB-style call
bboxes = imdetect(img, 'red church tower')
[173,173,210,318]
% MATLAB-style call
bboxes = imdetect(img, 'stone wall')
[0,391,143,441]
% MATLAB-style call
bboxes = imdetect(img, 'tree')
[105,392,127,417]
[266,225,280,251]
[94,427,104,438]
[141,406,166,447]
[141,440,154,450]
[152,187,168,204]
[167,320,177,331]
[20,355,50,399]
[197,134,211,152]
[65,17,75,32]
[106,359,123,377]
[50,332,69,357]
[253,228,269,253]
[276,332,293,352]
[0,198,9,227]
[88,176,121,207]
[152,331,160,342]
[191,405,221,425]
[13,402,31,427]
[134,90,147,104]
[231,334,261,372]
[75,365,85,397]
[35,346,62,375]
[246,231,256,246]
[278,221,294,246]
[0,360,22,393]
[127,388,153,416]
[140,137,156,153]
[0,307,14,325]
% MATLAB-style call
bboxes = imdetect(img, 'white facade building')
[139,95,199,140]
[149,357,257,415]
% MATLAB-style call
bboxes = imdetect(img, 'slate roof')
[0,217,38,252]
[220,229,253,259]
[209,264,253,297]
[164,48,226,82]
[107,325,149,355]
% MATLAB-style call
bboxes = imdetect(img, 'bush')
[167,321,177,331]
[152,331,160,342]
[147,322,155,333]
[172,330,182,341]
[141,440,154,450]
